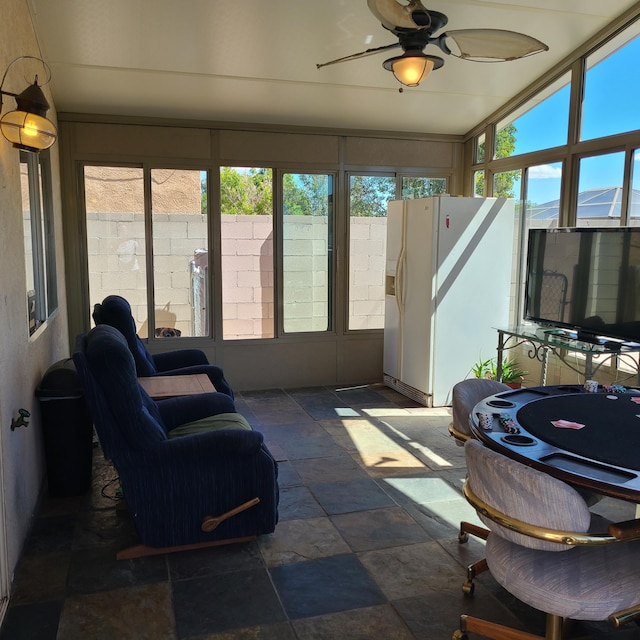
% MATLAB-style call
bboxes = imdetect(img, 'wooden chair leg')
[458,521,489,543]
[462,558,488,596]
[455,614,545,640]
[458,521,490,595]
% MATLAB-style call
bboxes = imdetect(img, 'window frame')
[21,149,57,335]
[280,170,335,336]
[345,171,450,333]
[468,14,640,382]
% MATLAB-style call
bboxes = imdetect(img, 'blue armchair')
[73,324,279,558]
[92,295,233,398]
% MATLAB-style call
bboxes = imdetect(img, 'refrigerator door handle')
[396,249,406,314]
[395,247,406,378]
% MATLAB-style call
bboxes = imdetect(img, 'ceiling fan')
[317,0,549,88]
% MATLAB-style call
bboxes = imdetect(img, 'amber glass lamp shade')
[383,51,444,87]
[0,80,57,152]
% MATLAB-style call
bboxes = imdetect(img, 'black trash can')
[35,358,93,497]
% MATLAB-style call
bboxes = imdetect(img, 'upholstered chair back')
[92,295,157,376]
[451,379,511,442]
[74,325,168,460]
[464,439,592,552]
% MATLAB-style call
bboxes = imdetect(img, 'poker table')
[470,384,640,503]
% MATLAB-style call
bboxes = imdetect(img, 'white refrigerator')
[383,196,515,406]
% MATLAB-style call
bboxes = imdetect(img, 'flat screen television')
[524,227,640,345]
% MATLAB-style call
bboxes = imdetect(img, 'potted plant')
[471,355,527,388]
[471,356,494,380]
[490,358,527,388]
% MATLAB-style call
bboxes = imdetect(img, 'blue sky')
[504,33,640,205]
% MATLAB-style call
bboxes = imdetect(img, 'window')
[81,163,447,341]
[84,166,148,333]
[628,149,640,225]
[495,73,570,159]
[581,28,640,141]
[470,13,640,386]
[520,163,563,324]
[150,169,208,337]
[346,175,447,330]
[283,173,333,333]
[493,169,522,200]
[220,167,274,339]
[476,133,486,163]
[401,176,447,199]
[348,175,395,330]
[525,162,562,230]
[20,150,57,335]
[576,152,625,226]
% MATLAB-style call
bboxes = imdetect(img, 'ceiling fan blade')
[367,0,430,31]
[442,29,548,62]
[317,42,400,69]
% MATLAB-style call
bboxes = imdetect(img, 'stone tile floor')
[1,384,638,639]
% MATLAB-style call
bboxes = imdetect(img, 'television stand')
[494,325,640,385]
[543,328,622,348]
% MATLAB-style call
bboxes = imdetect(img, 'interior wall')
[0,0,68,580]
[59,116,463,390]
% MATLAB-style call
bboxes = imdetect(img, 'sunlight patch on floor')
[333,408,360,417]
[360,408,415,417]
[382,421,453,468]
[384,476,461,504]
[407,443,452,467]
[383,477,482,531]
[354,451,428,474]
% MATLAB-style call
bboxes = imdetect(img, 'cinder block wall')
[87,214,387,337]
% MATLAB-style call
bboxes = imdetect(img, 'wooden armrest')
[608,518,640,540]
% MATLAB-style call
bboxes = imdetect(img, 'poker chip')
[499,413,519,434]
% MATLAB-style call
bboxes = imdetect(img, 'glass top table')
[494,325,640,385]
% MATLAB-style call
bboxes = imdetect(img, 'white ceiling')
[28,0,640,136]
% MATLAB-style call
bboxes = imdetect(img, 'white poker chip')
[606,395,618,400]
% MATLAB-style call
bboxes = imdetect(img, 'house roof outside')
[528,187,640,220]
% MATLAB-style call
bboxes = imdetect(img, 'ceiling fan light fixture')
[383,51,444,87]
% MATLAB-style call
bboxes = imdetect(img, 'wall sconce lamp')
[0,56,57,153]
[382,50,444,87]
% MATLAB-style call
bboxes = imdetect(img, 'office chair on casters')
[452,440,640,640]
[448,378,511,446]
[448,378,510,595]
[451,379,605,595]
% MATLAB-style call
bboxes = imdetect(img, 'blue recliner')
[92,295,233,398]
[73,324,278,557]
